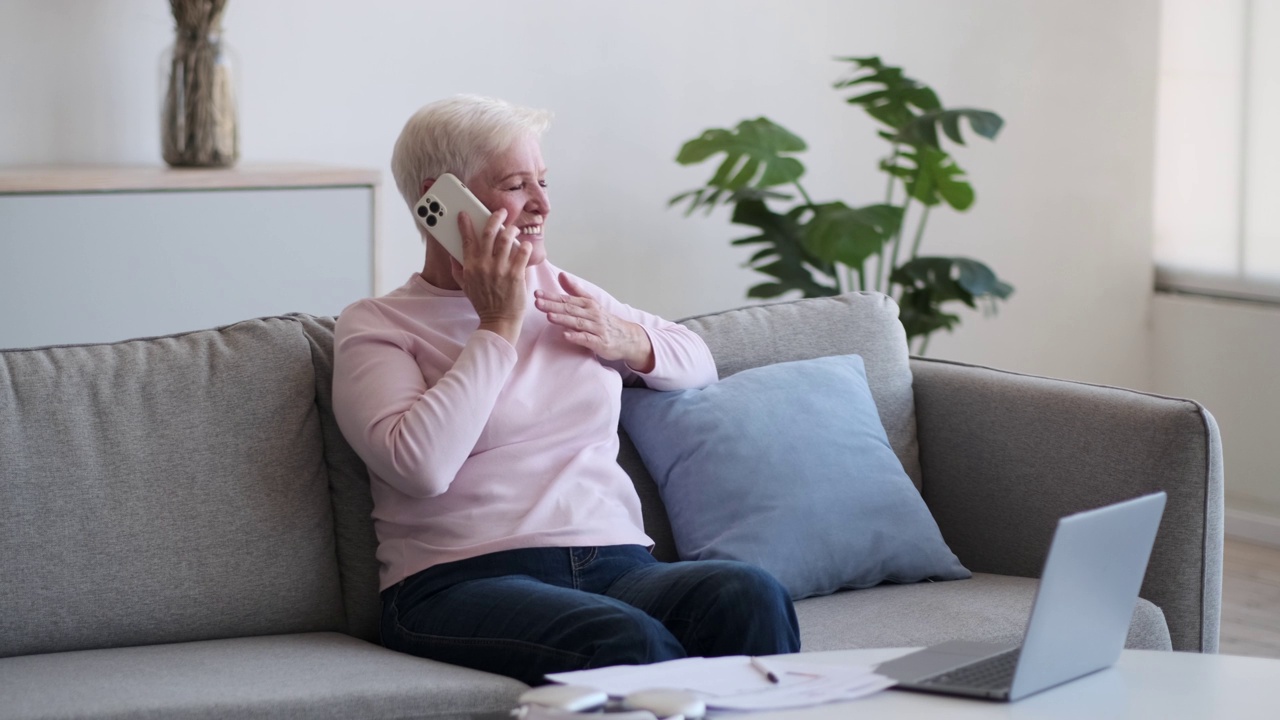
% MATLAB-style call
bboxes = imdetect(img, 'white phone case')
[414,173,493,264]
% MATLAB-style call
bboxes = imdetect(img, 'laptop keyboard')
[917,648,1022,690]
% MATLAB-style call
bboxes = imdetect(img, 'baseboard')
[1225,508,1280,548]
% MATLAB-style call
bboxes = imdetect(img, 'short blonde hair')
[390,95,552,213]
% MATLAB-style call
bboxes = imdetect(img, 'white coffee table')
[757,648,1280,719]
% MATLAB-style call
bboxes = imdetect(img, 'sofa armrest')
[910,357,1224,653]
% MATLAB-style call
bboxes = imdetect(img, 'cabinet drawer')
[1,186,373,349]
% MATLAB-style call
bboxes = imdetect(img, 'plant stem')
[916,333,931,357]
[888,196,912,292]
[877,145,900,293]
[793,180,815,208]
[909,204,932,259]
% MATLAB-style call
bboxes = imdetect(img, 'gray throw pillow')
[620,354,969,600]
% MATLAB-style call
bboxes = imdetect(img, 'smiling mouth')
[518,225,543,236]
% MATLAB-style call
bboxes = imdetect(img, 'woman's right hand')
[452,208,533,346]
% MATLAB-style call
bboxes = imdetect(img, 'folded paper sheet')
[545,656,893,711]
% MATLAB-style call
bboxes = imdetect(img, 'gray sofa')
[0,292,1222,720]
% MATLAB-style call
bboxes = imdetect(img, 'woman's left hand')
[535,273,656,372]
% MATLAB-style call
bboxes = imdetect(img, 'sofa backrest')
[626,292,920,561]
[0,291,917,654]
[0,318,349,658]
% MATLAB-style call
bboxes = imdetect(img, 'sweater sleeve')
[332,302,516,498]
[562,272,718,391]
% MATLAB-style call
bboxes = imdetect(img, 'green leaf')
[931,160,975,210]
[889,256,1014,342]
[957,259,1015,300]
[941,113,964,145]
[668,189,700,208]
[728,186,793,203]
[892,257,974,306]
[889,146,975,210]
[729,200,839,299]
[909,87,942,111]
[954,258,997,295]
[835,57,942,131]
[748,282,791,299]
[895,109,1004,149]
[802,202,903,268]
[673,118,809,214]
[857,203,907,230]
[726,157,760,190]
[708,154,742,187]
[966,111,1004,140]
[844,89,889,105]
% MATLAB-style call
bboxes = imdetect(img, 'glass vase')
[160,32,239,167]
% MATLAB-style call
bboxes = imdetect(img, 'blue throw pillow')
[620,354,969,600]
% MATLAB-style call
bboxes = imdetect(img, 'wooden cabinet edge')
[0,165,382,194]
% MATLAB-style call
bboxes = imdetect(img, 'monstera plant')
[671,56,1013,354]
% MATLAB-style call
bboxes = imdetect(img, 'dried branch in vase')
[162,0,238,167]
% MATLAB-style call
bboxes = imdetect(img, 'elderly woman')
[332,95,799,685]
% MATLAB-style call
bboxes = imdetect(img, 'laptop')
[874,491,1167,702]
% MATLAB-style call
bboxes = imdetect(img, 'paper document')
[545,655,892,710]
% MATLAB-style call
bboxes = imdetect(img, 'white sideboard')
[0,164,380,349]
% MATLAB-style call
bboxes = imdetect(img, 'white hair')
[390,95,552,218]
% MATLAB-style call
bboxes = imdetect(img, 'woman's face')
[466,134,549,266]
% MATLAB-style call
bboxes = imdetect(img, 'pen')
[750,656,781,684]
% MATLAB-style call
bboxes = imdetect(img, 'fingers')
[459,208,508,262]
[558,272,587,297]
[481,208,508,245]
[535,280,601,332]
[460,208,533,278]
[560,330,604,354]
[534,290,595,322]
[457,211,477,255]
[544,309,596,333]
[512,238,534,267]
[496,223,520,258]
[535,273,594,310]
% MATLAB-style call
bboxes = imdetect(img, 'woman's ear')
[419,177,436,196]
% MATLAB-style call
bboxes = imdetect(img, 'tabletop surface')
[755,647,1280,720]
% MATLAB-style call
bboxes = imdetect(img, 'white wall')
[1152,294,1280,543]
[7,1,1277,538]
[1,0,1158,390]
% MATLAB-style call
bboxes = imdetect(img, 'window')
[1153,0,1280,303]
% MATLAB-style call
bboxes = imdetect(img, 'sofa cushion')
[625,292,919,561]
[620,355,968,600]
[296,314,383,643]
[0,632,527,720]
[678,292,919,486]
[0,319,346,658]
[794,572,1172,652]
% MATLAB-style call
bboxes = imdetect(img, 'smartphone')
[414,173,493,264]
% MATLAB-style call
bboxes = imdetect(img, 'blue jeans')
[380,545,800,685]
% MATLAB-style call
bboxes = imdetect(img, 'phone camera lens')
[425,215,437,227]
[429,201,441,213]
[417,205,428,217]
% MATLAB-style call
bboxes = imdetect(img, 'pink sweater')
[332,262,718,590]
